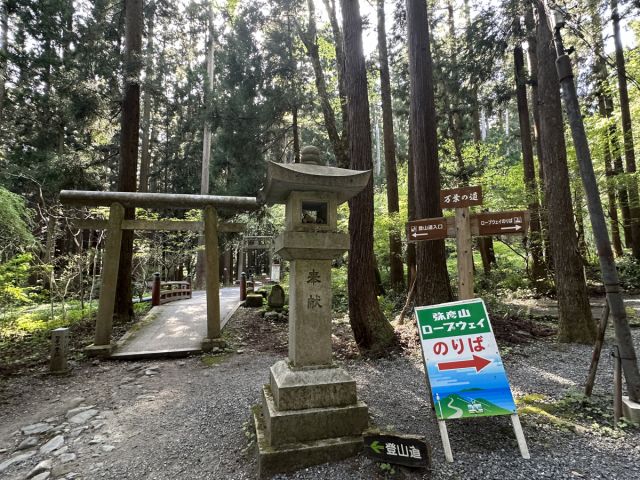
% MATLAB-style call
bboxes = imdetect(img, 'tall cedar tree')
[535,2,594,343]
[114,0,143,323]
[377,0,404,289]
[301,0,348,168]
[341,0,395,352]
[524,5,552,270]
[138,1,155,193]
[513,16,544,281]
[407,0,452,304]
[590,0,624,256]
[612,0,640,259]
[0,0,8,122]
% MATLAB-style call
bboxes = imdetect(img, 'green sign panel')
[415,298,517,420]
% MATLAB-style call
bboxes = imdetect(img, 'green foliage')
[0,188,36,259]
[331,265,349,313]
[0,254,39,311]
[615,256,640,291]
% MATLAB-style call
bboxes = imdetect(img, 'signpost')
[415,298,530,462]
[406,218,448,241]
[363,432,430,468]
[406,186,529,299]
[477,211,527,236]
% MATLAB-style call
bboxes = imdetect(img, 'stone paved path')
[113,288,241,357]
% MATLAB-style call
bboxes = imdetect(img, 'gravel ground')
[0,309,639,480]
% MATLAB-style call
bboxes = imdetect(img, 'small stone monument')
[267,284,286,309]
[50,328,70,374]
[253,146,371,476]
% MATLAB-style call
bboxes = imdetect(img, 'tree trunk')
[445,0,465,179]
[302,0,348,168]
[535,1,593,343]
[292,103,300,163]
[407,0,452,305]
[341,0,395,353]
[321,0,349,148]
[608,95,633,247]
[598,95,624,257]
[0,1,8,122]
[407,127,417,287]
[377,0,404,289]
[590,1,628,254]
[195,4,215,289]
[514,41,545,281]
[115,0,143,323]
[612,0,640,259]
[525,3,552,271]
[138,2,155,193]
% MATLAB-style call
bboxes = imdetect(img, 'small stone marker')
[363,432,430,468]
[50,328,69,374]
[267,284,285,309]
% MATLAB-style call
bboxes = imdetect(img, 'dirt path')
[1,307,639,480]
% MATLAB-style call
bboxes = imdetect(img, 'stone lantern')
[253,146,371,476]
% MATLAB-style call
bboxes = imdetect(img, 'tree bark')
[407,0,452,305]
[514,40,545,281]
[115,0,143,323]
[341,0,395,353]
[302,0,349,168]
[599,95,624,257]
[525,3,552,271]
[0,1,8,123]
[535,1,593,343]
[590,0,628,254]
[407,127,417,287]
[377,0,404,289]
[611,0,640,259]
[138,2,155,193]
[321,0,348,147]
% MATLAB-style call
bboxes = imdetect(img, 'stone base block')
[262,385,368,447]
[201,338,227,352]
[244,294,264,308]
[622,396,640,423]
[253,407,362,479]
[84,344,112,358]
[270,360,357,410]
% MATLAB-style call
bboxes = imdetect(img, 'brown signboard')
[440,186,483,209]
[407,218,448,242]
[477,211,528,236]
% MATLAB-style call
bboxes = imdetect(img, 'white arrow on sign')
[412,232,432,238]
[501,224,522,231]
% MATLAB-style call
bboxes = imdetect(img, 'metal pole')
[552,11,640,403]
[152,272,161,306]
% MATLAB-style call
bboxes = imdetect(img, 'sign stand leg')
[510,414,530,459]
[437,420,454,462]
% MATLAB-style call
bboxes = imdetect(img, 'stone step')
[253,407,363,479]
[269,360,357,411]
[261,384,368,447]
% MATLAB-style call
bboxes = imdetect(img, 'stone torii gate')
[59,190,257,356]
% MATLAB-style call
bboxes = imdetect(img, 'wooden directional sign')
[440,186,483,209]
[477,211,528,236]
[407,218,448,242]
[363,432,430,468]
